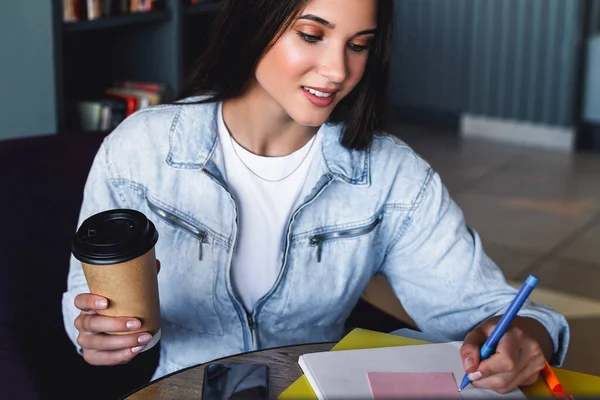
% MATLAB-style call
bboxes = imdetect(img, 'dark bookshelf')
[52,0,221,134]
[184,1,223,16]
[182,3,221,82]
[63,10,171,33]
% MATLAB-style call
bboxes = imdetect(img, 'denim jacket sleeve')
[379,169,570,366]
[61,138,124,354]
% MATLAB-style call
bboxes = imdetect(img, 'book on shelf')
[63,0,79,22]
[63,0,164,23]
[87,0,102,20]
[103,93,139,117]
[130,0,153,12]
[72,81,167,133]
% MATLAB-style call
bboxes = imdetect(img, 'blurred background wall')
[0,0,598,150]
[0,2,57,140]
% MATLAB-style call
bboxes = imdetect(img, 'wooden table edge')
[124,342,336,399]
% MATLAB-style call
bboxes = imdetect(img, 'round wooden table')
[125,342,335,399]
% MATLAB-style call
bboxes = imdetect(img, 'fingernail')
[138,334,152,344]
[126,320,141,329]
[131,346,144,353]
[463,356,475,370]
[468,371,483,381]
[95,299,107,309]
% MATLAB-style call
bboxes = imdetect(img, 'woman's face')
[254,0,378,127]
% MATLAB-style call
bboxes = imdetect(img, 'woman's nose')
[317,47,348,84]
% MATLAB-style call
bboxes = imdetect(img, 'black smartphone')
[201,363,269,400]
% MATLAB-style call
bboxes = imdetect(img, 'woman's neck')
[222,84,319,157]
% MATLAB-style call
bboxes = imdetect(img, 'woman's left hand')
[459,316,554,394]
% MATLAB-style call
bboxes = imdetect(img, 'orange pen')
[541,361,574,400]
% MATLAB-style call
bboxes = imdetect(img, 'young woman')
[63,0,569,393]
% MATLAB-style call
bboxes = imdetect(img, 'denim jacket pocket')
[272,215,383,331]
[309,215,382,262]
[146,196,223,336]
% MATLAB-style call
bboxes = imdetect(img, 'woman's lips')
[302,86,338,107]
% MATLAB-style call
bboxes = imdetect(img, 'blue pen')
[458,274,538,392]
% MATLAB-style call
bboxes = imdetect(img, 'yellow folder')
[279,328,600,399]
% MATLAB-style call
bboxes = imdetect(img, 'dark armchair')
[0,132,159,400]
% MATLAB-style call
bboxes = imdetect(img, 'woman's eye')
[298,32,322,44]
[349,43,368,53]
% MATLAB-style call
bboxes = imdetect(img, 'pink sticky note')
[367,372,462,399]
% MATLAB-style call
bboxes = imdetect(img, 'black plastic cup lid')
[71,209,158,265]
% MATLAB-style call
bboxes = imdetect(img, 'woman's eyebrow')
[355,28,378,36]
[298,14,335,29]
[298,14,377,36]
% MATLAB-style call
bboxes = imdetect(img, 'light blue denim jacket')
[62,98,569,380]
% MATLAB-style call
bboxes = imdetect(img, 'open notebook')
[298,342,527,399]
[281,329,600,399]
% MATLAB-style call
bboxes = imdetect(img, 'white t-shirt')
[217,103,322,311]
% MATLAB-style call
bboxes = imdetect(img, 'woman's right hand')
[74,260,161,366]
[73,293,153,366]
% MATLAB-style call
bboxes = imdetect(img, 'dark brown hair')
[179,0,395,151]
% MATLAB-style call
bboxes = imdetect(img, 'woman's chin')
[290,110,332,128]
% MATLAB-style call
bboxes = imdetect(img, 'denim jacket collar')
[165,99,370,186]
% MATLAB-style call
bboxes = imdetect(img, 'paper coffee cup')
[71,209,161,351]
